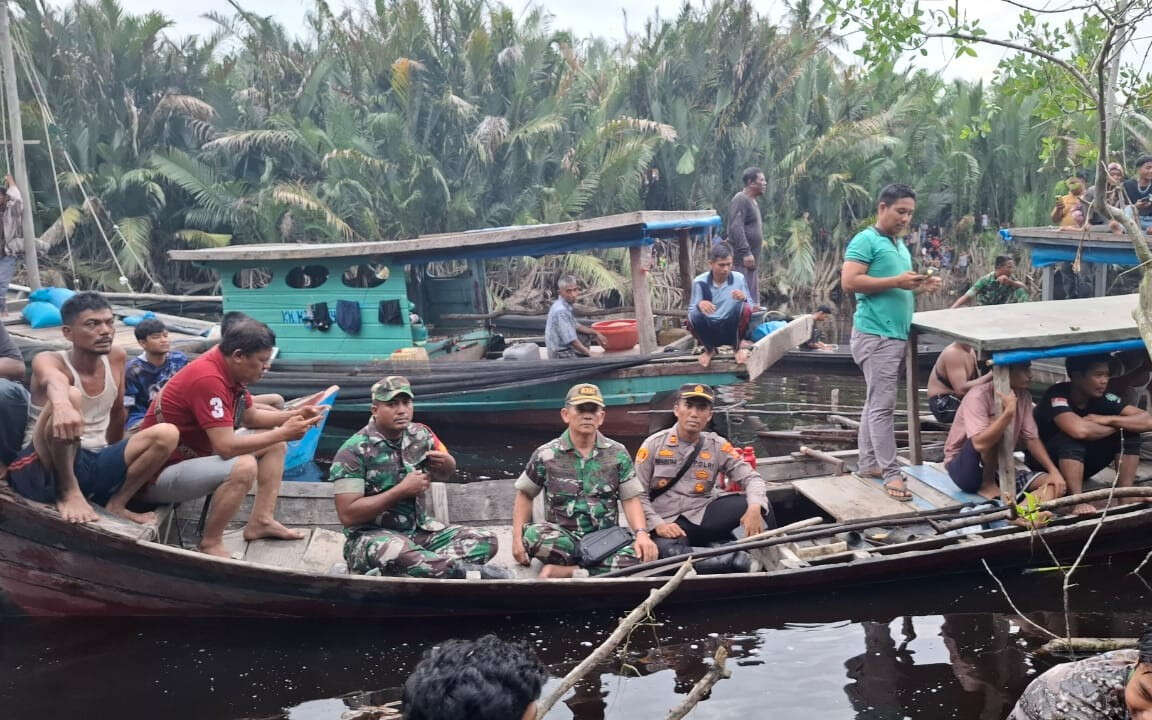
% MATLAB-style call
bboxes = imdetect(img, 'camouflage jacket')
[634,427,768,528]
[329,419,447,535]
[514,430,644,535]
[1008,649,1135,720]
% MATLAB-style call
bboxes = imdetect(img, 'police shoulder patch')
[636,447,650,462]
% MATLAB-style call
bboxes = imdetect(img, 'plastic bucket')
[592,319,639,352]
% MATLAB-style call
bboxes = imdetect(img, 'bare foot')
[537,564,576,579]
[1069,503,1097,516]
[735,348,750,364]
[199,541,233,558]
[243,518,306,541]
[105,504,158,525]
[698,350,714,368]
[57,493,99,523]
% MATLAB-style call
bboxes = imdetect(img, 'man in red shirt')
[138,320,324,556]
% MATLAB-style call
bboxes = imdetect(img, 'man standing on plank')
[512,383,658,578]
[841,183,941,501]
[137,318,319,555]
[725,166,766,306]
[7,292,177,524]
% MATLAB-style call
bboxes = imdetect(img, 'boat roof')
[912,294,1143,361]
[1006,226,1139,267]
[168,211,721,264]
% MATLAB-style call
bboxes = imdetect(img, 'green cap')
[678,383,715,403]
[565,383,605,407]
[372,375,413,402]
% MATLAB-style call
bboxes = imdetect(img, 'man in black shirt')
[725,167,766,306]
[1032,354,1152,505]
[1123,155,1152,224]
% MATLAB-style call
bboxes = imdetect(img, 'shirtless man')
[6,292,177,524]
[926,342,991,423]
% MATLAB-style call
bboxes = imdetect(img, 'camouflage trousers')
[521,522,640,576]
[345,525,498,578]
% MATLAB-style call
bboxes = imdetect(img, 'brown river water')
[3,357,1151,719]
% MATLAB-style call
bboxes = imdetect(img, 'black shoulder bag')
[576,438,702,568]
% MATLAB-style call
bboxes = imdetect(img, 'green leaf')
[675,148,695,175]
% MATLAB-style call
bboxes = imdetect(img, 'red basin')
[592,319,639,352]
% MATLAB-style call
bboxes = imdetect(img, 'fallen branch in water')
[663,646,731,720]
[536,560,695,718]
[1037,637,1138,654]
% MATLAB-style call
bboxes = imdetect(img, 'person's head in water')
[403,635,546,720]
[708,243,734,283]
[875,183,916,238]
[1127,625,1152,719]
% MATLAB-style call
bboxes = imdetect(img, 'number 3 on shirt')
[209,396,225,419]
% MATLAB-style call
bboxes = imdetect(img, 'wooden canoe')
[4,469,1152,618]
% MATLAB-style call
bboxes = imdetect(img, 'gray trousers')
[850,328,907,482]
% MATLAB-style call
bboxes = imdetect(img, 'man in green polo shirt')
[841,184,941,501]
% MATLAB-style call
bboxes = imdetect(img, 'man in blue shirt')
[544,276,605,359]
[123,317,187,429]
[687,243,752,367]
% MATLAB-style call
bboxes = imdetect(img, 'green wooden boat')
[170,211,812,436]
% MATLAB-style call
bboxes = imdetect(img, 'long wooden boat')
[3,455,1151,618]
[167,212,812,436]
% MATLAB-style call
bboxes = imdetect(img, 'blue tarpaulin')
[992,338,1145,365]
[1027,243,1139,268]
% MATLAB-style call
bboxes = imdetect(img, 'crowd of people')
[0,291,772,582]
[1053,155,1152,234]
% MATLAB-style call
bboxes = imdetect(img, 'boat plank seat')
[791,473,923,522]
[900,465,987,506]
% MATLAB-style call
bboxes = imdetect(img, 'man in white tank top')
[6,292,178,524]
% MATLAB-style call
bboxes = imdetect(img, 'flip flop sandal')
[883,480,914,502]
[851,471,883,482]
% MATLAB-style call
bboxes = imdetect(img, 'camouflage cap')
[565,383,605,407]
[372,375,413,402]
[678,383,715,403]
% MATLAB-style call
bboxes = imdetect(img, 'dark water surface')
[3,368,1151,719]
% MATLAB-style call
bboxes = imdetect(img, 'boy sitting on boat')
[635,383,772,571]
[123,317,188,430]
[942,361,1068,510]
[1030,354,1152,507]
[687,243,753,368]
[330,376,501,578]
[137,318,319,555]
[511,383,658,578]
[6,292,178,525]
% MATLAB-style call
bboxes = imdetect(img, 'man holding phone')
[330,376,499,578]
[841,184,941,501]
[138,318,321,556]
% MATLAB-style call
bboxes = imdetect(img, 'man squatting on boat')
[6,292,178,525]
[329,375,501,578]
[137,316,322,555]
[512,383,659,578]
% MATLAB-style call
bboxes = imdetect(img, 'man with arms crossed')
[6,292,177,524]
[138,319,320,555]
[841,184,941,501]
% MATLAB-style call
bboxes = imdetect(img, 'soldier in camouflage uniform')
[330,376,498,578]
[512,383,659,578]
[635,384,771,551]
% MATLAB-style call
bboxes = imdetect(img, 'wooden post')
[467,258,488,315]
[904,331,922,464]
[677,229,693,304]
[0,0,39,289]
[1041,265,1054,301]
[992,363,1016,506]
[1093,262,1108,297]
[830,388,840,414]
[629,245,657,354]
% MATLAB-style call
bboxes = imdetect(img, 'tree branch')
[923,31,1094,92]
[1001,0,1098,12]
[664,646,731,720]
